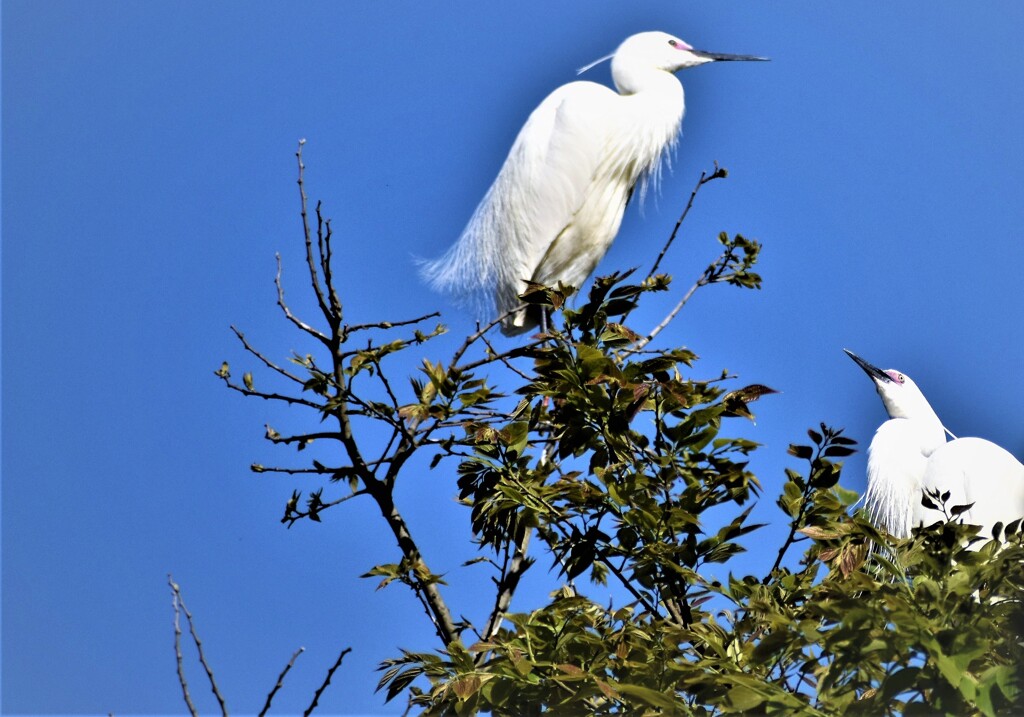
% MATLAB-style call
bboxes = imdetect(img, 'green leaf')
[612,682,680,709]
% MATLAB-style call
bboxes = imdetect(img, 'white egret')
[846,349,1024,542]
[421,31,766,335]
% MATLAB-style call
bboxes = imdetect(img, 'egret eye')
[898,374,905,383]
[668,39,679,47]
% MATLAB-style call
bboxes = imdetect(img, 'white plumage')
[422,32,766,335]
[846,349,1024,543]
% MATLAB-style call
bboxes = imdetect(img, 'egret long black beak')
[691,50,769,62]
[844,349,891,383]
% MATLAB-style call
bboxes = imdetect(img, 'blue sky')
[4,2,1023,714]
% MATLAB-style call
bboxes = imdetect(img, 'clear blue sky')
[4,2,1023,714]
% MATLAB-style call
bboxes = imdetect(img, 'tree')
[197,144,1022,715]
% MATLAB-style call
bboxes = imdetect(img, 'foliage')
[213,148,1023,715]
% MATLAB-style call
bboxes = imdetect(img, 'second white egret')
[846,349,1024,543]
[421,31,766,335]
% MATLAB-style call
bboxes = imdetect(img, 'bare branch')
[646,162,727,281]
[259,647,305,717]
[231,326,306,385]
[276,254,331,345]
[480,332,534,381]
[346,311,442,333]
[168,575,227,716]
[264,427,343,447]
[282,489,369,527]
[217,372,325,409]
[316,205,344,321]
[479,532,533,645]
[629,273,704,353]
[296,142,335,331]
[303,647,352,716]
[449,309,519,370]
[169,575,199,717]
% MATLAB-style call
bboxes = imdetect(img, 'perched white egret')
[421,31,766,335]
[846,349,1024,542]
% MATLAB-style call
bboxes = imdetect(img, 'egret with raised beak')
[421,31,767,335]
[845,349,1024,542]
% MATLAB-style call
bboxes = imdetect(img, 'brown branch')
[168,575,227,716]
[366,479,459,645]
[449,309,519,370]
[480,332,533,381]
[303,647,352,716]
[646,162,727,281]
[479,532,532,644]
[264,427,343,446]
[231,326,306,385]
[296,141,335,332]
[346,311,442,333]
[169,575,199,717]
[315,205,344,321]
[628,241,741,354]
[629,273,705,353]
[259,647,305,717]
[282,489,369,527]
[276,254,331,345]
[217,373,324,409]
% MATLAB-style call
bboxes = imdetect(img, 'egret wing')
[924,437,1024,542]
[487,81,622,310]
[420,81,621,322]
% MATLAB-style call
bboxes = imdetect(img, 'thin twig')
[296,142,335,332]
[265,428,344,447]
[646,162,726,281]
[304,647,352,716]
[169,575,199,717]
[629,274,705,353]
[259,647,305,717]
[276,254,331,345]
[347,312,442,332]
[168,575,227,716]
[480,332,533,381]
[282,490,368,527]
[449,309,519,369]
[231,326,306,385]
[480,531,533,645]
[316,205,344,320]
[217,372,325,409]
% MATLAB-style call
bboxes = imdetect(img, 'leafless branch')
[168,575,227,716]
[282,489,369,527]
[259,647,305,717]
[296,142,336,332]
[264,427,343,446]
[276,254,331,345]
[232,326,306,385]
[479,532,533,645]
[480,332,534,381]
[347,312,442,333]
[217,372,325,409]
[315,205,344,320]
[630,273,705,353]
[646,162,727,281]
[169,575,199,717]
[303,647,352,716]
[449,310,518,370]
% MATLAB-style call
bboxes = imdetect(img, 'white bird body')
[922,437,1024,539]
[422,32,765,335]
[847,349,1024,543]
[865,418,946,537]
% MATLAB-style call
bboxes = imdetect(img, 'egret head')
[844,349,935,421]
[607,32,767,84]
